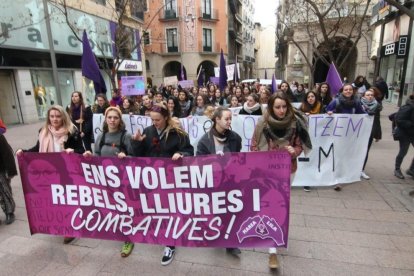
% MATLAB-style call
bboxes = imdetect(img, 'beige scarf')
[39,126,68,152]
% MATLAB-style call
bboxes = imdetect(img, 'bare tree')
[277,0,373,85]
[384,0,414,20]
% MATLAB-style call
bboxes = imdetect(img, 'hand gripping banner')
[18,151,291,248]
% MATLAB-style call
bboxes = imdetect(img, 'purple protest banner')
[121,76,146,96]
[210,77,220,85]
[178,80,195,89]
[18,151,291,248]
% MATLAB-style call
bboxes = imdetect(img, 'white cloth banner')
[93,114,373,187]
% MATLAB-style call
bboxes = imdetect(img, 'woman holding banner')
[83,106,135,258]
[326,83,365,190]
[132,103,194,266]
[196,106,242,257]
[250,92,312,269]
[16,105,84,243]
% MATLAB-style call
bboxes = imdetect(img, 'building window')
[143,30,151,45]
[164,0,177,19]
[203,28,212,52]
[202,0,212,19]
[95,0,106,5]
[131,0,147,21]
[166,28,178,52]
[145,59,150,70]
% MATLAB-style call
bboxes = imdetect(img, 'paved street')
[2,102,414,275]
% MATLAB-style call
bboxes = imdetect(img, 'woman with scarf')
[317,82,333,112]
[66,91,93,151]
[16,105,84,243]
[279,81,295,102]
[178,90,192,117]
[91,93,110,114]
[326,83,365,190]
[300,91,322,115]
[239,94,262,116]
[83,107,135,258]
[250,92,312,269]
[196,107,242,256]
[191,94,210,116]
[132,103,194,266]
[139,94,153,116]
[0,134,18,224]
[360,88,383,180]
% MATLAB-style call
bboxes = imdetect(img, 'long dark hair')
[317,82,333,105]
[167,96,182,117]
[267,91,295,120]
[69,91,86,115]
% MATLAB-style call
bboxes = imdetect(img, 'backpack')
[98,130,128,153]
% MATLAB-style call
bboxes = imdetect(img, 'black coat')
[396,99,414,139]
[239,107,262,116]
[25,128,85,154]
[133,125,194,157]
[0,134,17,177]
[196,130,242,155]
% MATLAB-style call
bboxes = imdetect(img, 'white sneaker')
[361,171,370,180]
[161,246,175,266]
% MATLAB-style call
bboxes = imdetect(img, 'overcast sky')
[254,0,278,27]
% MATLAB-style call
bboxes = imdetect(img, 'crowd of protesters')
[7,74,414,270]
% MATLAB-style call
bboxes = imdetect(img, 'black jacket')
[25,128,85,154]
[239,107,262,116]
[0,134,17,177]
[396,98,414,139]
[196,130,242,155]
[133,125,194,157]
[66,105,93,136]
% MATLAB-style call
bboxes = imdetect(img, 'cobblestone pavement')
[1,102,414,275]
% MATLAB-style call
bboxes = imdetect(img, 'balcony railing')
[159,7,180,21]
[199,7,219,21]
[199,41,221,53]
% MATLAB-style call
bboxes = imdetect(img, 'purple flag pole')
[326,63,343,96]
[233,62,238,83]
[197,68,204,87]
[180,63,185,81]
[264,69,268,79]
[219,49,228,91]
[82,30,107,94]
[271,74,277,94]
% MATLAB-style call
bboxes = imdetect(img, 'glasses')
[29,170,58,180]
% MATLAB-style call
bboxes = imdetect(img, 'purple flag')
[197,68,204,87]
[264,69,267,79]
[271,74,277,94]
[326,63,342,96]
[180,63,186,81]
[234,56,239,83]
[219,49,228,91]
[82,31,107,94]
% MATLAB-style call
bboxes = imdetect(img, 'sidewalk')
[1,102,414,275]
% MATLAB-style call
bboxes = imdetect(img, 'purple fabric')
[326,63,343,96]
[82,31,107,94]
[210,77,220,85]
[198,68,205,87]
[110,22,117,58]
[219,49,228,91]
[18,151,292,248]
[271,74,277,94]
[180,63,185,81]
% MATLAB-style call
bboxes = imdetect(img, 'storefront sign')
[117,59,143,72]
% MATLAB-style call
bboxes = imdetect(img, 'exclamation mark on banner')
[224,215,236,239]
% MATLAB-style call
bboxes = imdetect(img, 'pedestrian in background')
[393,93,414,179]
[0,134,18,224]
[67,91,93,151]
[91,93,110,114]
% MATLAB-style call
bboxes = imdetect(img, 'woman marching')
[239,93,263,116]
[16,105,85,243]
[67,91,93,151]
[132,103,194,266]
[196,107,242,256]
[83,107,136,258]
[250,92,312,269]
